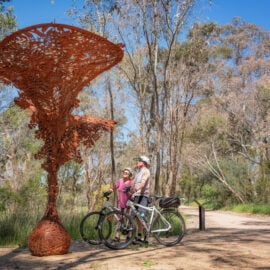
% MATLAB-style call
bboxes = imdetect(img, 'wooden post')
[194,200,206,231]
[199,205,205,231]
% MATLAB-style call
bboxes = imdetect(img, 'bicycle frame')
[103,200,115,212]
[125,199,172,234]
[92,199,119,229]
[102,200,127,227]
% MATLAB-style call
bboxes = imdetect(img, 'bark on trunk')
[107,79,116,206]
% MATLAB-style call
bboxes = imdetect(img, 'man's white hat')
[139,155,150,166]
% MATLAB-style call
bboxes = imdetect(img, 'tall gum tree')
[72,0,202,194]
[184,18,270,203]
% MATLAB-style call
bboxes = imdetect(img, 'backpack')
[159,196,180,208]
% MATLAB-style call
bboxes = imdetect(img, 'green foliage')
[255,175,270,204]
[142,261,154,268]
[22,138,40,154]
[0,185,20,211]
[58,160,84,193]
[223,204,270,215]
[179,170,201,201]
[188,112,229,151]
[59,207,85,240]
[220,159,252,199]
[201,184,219,201]
[200,184,228,209]
[180,157,254,209]
[188,22,217,38]
[0,0,17,38]
[206,159,253,205]
[0,210,39,247]
[0,173,85,246]
[0,203,85,247]
[0,176,46,212]
[18,176,47,206]
[0,103,27,125]
[92,184,111,210]
[175,39,209,67]
[201,113,227,137]
[0,178,46,247]
[0,104,42,151]
[211,45,233,59]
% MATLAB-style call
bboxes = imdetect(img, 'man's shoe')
[132,237,144,245]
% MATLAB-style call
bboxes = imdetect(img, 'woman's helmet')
[123,167,133,177]
[138,155,150,166]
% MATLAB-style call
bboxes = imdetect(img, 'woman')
[108,167,134,210]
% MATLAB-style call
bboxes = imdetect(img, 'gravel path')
[0,206,269,270]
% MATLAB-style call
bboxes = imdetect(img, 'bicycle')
[99,192,186,250]
[80,192,136,248]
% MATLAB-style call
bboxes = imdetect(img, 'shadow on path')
[1,209,270,270]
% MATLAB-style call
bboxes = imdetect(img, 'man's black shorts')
[134,196,148,215]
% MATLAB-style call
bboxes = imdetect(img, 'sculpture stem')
[28,160,71,256]
[43,168,60,222]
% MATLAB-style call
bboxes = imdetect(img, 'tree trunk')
[107,78,117,205]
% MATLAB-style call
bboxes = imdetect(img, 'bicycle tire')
[80,211,109,245]
[99,210,136,250]
[152,209,186,246]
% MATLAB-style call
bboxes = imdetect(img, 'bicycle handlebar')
[123,186,135,194]
[103,191,112,199]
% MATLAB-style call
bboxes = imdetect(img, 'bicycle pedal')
[111,237,120,243]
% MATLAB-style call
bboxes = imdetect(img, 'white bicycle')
[99,192,186,250]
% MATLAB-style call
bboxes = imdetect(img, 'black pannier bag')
[159,196,180,208]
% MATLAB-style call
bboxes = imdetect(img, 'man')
[133,155,151,243]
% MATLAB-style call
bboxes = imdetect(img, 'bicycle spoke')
[100,210,136,250]
[80,212,103,245]
[152,210,186,246]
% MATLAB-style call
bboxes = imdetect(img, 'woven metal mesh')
[0,23,124,256]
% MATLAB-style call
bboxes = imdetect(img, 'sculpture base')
[28,219,71,256]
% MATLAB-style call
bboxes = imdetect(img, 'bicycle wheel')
[80,211,108,245]
[99,210,136,250]
[152,209,186,246]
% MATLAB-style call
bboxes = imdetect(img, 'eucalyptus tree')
[68,79,128,210]
[0,0,16,38]
[162,22,215,195]
[210,18,270,203]
[184,18,270,203]
[71,0,201,194]
[0,0,16,110]
[0,4,20,209]
[0,104,43,211]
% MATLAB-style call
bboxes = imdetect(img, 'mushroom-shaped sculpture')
[0,23,124,256]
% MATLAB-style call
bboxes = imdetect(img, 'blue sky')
[6,0,270,31]
[9,0,76,28]
[201,0,270,30]
[2,0,270,135]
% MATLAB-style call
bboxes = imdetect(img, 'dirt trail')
[0,206,269,270]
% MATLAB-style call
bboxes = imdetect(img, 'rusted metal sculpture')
[0,23,124,256]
